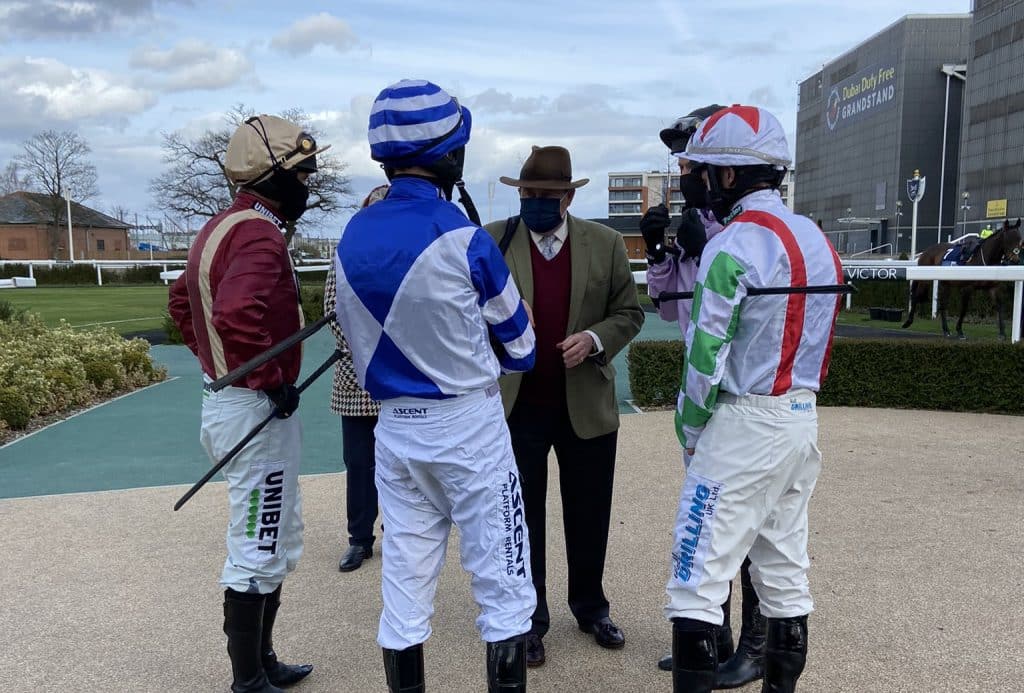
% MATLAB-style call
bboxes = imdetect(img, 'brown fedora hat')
[499,145,589,190]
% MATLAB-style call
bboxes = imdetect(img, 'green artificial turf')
[0,285,171,335]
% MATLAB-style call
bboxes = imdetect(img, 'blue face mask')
[520,195,566,234]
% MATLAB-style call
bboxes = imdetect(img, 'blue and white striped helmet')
[368,79,472,167]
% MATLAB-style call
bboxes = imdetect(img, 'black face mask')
[679,172,711,211]
[276,170,310,222]
[520,196,566,234]
[695,165,739,225]
[424,147,466,201]
[250,168,310,223]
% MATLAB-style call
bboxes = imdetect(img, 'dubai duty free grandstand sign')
[825,63,897,132]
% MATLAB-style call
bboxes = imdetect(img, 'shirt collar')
[528,217,568,246]
[388,176,444,199]
[235,192,284,227]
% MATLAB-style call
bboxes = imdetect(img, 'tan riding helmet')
[225,114,332,186]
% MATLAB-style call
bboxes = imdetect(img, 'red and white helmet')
[684,105,791,168]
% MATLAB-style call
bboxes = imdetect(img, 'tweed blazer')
[484,213,644,439]
[323,264,380,417]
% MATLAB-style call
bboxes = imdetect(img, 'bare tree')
[0,161,34,196]
[150,104,353,243]
[14,130,100,257]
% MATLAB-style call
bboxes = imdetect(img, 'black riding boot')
[261,586,313,688]
[715,560,766,689]
[761,615,808,693]
[716,589,735,663]
[223,589,283,693]
[671,618,718,693]
[383,644,425,693]
[659,581,734,672]
[487,635,527,692]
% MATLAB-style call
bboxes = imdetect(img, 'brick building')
[0,192,132,261]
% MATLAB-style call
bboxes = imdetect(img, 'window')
[609,190,640,201]
[8,238,28,251]
[96,239,106,251]
[610,176,641,187]
[609,203,641,214]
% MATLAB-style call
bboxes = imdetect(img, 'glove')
[264,384,300,419]
[676,208,708,262]
[639,204,671,263]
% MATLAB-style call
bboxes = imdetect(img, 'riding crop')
[657,283,857,302]
[173,348,343,511]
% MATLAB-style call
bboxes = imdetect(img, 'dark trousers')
[341,415,378,549]
[508,402,618,636]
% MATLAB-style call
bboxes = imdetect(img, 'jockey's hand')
[640,204,670,263]
[264,384,300,418]
[676,208,708,262]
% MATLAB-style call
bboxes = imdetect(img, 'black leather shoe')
[338,545,372,572]
[579,617,625,649]
[525,634,545,667]
[658,652,672,671]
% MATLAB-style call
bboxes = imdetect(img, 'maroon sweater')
[518,236,572,408]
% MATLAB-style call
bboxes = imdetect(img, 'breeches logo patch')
[500,471,527,578]
[672,474,723,586]
[249,470,284,556]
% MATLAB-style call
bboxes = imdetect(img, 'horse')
[901,217,1022,339]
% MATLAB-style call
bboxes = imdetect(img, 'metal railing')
[0,259,189,286]
[849,243,893,257]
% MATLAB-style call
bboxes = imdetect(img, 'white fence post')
[162,264,168,286]
[96,265,103,286]
[1013,280,1022,344]
[931,280,938,318]
[28,263,34,279]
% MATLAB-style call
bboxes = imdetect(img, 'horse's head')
[999,218,1022,264]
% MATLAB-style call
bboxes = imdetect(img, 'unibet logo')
[247,489,260,539]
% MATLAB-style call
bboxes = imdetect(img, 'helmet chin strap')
[454,180,481,226]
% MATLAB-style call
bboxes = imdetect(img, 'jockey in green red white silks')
[674,188,843,450]
[664,104,843,693]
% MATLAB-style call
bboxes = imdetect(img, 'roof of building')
[589,216,642,235]
[0,192,131,229]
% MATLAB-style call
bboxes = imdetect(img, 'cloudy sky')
[0,0,971,234]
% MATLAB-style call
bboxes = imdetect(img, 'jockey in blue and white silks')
[331,78,537,693]
[334,176,534,400]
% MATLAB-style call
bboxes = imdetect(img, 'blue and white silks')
[334,177,535,401]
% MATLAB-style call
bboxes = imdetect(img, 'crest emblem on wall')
[826,87,841,131]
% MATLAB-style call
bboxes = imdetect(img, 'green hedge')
[300,285,325,324]
[628,338,1024,414]
[0,263,164,285]
[0,311,167,432]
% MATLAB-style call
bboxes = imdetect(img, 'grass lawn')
[0,285,171,335]
[837,310,1008,340]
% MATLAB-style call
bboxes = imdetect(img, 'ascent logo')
[500,471,527,578]
[672,474,723,585]
[392,407,428,419]
[248,470,285,556]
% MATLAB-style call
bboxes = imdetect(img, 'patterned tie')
[539,233,558,260]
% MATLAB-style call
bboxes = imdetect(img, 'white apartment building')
[608,168,795,218]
